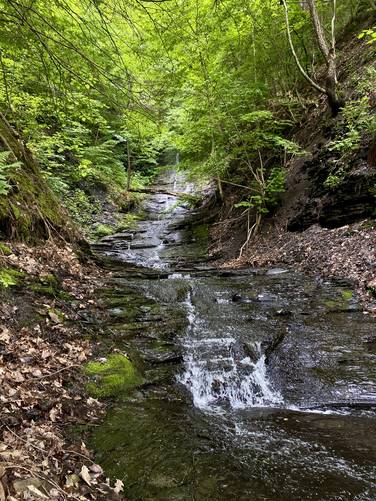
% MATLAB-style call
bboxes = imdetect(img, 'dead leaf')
[49,408,59,422]
[65,474,80,489]
[0,326,10,344]
[48,311,61,324]
[80,465,91,486]
[114,479,124,494]
[89,464,103,475]
[0,480,5,501]
[27,485,48,499]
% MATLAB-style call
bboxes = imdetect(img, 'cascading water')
[179,290,283,410]
[91,168,376,501]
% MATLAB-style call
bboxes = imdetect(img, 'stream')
[90,169,376,501]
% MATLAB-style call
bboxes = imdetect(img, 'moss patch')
[341,290,353,301]
[94,224,113,238]
[85,354,142,398]
[0,242,12,255]
[28,274,72,300]
[0,165,74,242]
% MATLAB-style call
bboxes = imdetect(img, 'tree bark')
[283,0,342,116]
[126,141,132,191]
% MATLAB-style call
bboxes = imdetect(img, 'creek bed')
[90,170,376,501]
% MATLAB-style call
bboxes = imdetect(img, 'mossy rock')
[85,354,142,398]
[115,213,140,232]
[0,164,76,242]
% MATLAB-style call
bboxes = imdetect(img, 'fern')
[0,151,21,196]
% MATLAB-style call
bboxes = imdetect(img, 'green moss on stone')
[341,290,353,301]
[85,354,142,398]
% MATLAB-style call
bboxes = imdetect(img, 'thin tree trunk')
[282,0,342,116]
[126,141,131,191]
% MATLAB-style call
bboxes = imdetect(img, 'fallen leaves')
[0,240,120,499]
[114,479,124,494]
[80,466,92,486]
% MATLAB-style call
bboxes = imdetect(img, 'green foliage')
[329,97,376,153]
[324,172,345,189]
[0,242,12,255]
[358,27,376,44]
[0,267,23,288]
[115,214,140,232]
[85,355,142,398]
[0,151,21,196]
[235,167,286,216]
[94,224,113,238]
[0,0,372,243]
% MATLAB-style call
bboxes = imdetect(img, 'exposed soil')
[0,241,124,500]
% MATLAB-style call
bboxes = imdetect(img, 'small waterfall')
[179,292,283,411]
[174,151,180,166]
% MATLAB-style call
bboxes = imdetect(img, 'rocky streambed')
[89,169,376,501]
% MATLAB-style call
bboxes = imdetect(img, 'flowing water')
[91,169,376,500]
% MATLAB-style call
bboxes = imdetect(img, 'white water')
[179,291,283,411]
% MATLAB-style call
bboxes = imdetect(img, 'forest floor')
[0,241,123,500]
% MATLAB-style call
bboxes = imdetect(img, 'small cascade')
[179,292,283,411]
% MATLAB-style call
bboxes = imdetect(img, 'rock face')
[287,145,376,232]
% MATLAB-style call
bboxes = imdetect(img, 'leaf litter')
[0,241,125,500]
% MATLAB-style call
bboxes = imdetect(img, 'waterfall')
[174,151,180,165]
[179,291,283,411]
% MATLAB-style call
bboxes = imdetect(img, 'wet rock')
[142,350,183,365]
[274,309,292,317]
[243,342,259,363]
[262,330,287,364]
[257,293,278,302]
[231,293,242,303]
[211,379,223,394]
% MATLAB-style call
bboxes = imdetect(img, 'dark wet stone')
[231,293,242,302]
[262,329,288,364]
[141,350,183,365]
[275,309,292,317]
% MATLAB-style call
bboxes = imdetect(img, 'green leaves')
[358,28,376,44]
[0,151,21,196]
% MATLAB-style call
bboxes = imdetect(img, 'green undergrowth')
[0,267,24,288]
[29,274,72,300]
[85,354,143,398]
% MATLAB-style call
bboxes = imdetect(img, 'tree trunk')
[126,141,131,191]
[307,0,341,115]
[282,0,342,116]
